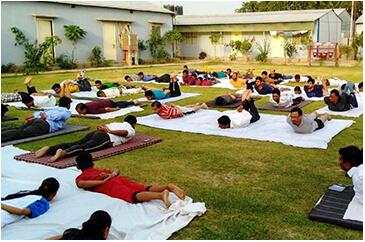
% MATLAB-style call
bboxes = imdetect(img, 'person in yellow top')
[230,72,247,89]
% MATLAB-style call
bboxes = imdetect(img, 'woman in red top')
[75,153,186,208]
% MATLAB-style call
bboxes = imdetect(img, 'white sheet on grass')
[137,110,353,149]
[1,145,206,240]
[316,94,363,117]
[137,92,200,104]
[343,196,363,222]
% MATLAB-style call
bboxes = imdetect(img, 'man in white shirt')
[96,86,143,98]
[34,115,137,163]
[339,145,363,204]
[269,88,293,108]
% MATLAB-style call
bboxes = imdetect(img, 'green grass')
[2,62,363,239]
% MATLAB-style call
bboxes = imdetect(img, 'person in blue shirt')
[1,177,60,227]
[1,97,72,142]
[137,71,156,82]
[254,77,274,95]
[303,77,328,98]
[144,74,181,100]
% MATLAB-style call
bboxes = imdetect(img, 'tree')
[283,40,298,63]
[164,30,184,58]
[209,33,221,58]
[147,28,170,61]
[64,25,87,64]
[225,38,254,61]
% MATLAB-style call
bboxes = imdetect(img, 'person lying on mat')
[151,101,208,119]
[34,115,137,162]
[254,77,274,95]
[52,78,92,98]
[268,69,284,83]
[75,99,141,115]
[303,77,328,98]
[1,97,72,143]
[48,210,112,240]
[230,72,247,89]
[217,89,260,129]
[94,80,120,90]
[144,76,181,100]
[182,70,197,85]
[324,89,358,112]
[269,88,294,108]
[226,68,233,79]
[287,107,331,134]
[339,145,363,204]
[1,177,59,228]
[358,82,363,92]
[75,152,186,208]
[97,85,144,98]
[124,75,139,83]
[1,76,56,108]
[243,68,255,80]
[261,71,277,85]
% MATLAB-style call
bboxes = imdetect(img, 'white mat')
[343,196,363,222]
[137,110,353,149]
[137,92,200,104]
[1,145,206,240]
[316,94,363,118]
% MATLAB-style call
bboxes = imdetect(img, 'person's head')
[261,71,268,79]
[294,86,302,94]
[324,79,330,86]
[339,146,363,172]
[75,103,88,114]
[124,115,137,128]
[124,75,132,82]
[52,83,61,94]
[182,70,189,77]
[191,73,197,78]
[226,68,232,74]
[358,82,363,92]
[76,152,94,171]
[22,95,34,108]
[97,90,106,97]
[58,96,72,109]
[272,88,281,103]
[80,210,112,240]
[307,78,315,88]
[144,90,155,100]
[269,69,275,75]
[3,177,60,202]
[183,65,188,70]
[137,72,144,78]
[294,74,300,82]
[289,107,303,126]
[95,80,102,89]
[231,72,238,80]
[217,115,231,129]
[151,101,162,113]
[255,76,263,87]
[215,96,225,105]
[329,89,340,104]
[212,72,218,78]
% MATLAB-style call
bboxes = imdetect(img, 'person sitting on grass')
[75,99,141,115]
[144,75,181,100]
[74,152,186,208]
[230,72,247,89]
[269,88,294,108]
[254,77,274,95]
[303,77,328,98]
[217,89,260,129]
[48,210,112,240]
[287,107,331,133]
[358,82,363,92]
[1,178,59,228]
[338,145,363,204]
[94,80,120,90]
[151,101,208,119]
[34,115,137,163]
[324,89,358,112]
[1,97,72,143]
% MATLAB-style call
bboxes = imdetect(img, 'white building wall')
[355,23,363,36]
[338,11,351,44]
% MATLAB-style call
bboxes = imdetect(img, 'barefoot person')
[324,89,358,112]
[74,152,186,208]
[151,101,208,119]
[303,77,328,98]
[269,88,294,108]
[75,99,141,115]
[34,115,137,162]
[287,107,331,133]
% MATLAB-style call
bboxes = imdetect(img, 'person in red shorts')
[75,153,186,208]
[151,101,208,119]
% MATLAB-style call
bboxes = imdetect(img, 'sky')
[158,1,243,15]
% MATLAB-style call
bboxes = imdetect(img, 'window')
[151,24,161,35]
[183,33,197,44]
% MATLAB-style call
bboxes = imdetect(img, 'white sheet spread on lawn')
[1,145,206,240]
[137,110,353,149]
[316,93,363,117]
[136,92,200,104]
[343,196,363,222]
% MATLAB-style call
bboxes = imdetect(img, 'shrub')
[255,40,271,63]
[284,40,298,61]
[88,46,111,67]
[339,44,353,60]
[199,51,207,60]
[1,63,18,73]
[64,25,87,64]
[56,54,76,69]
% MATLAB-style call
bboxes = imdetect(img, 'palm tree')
[64,25,87,64]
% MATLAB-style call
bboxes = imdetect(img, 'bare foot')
[327,114,332,121]
[200,103,208,109]
[168,184,186,200]
[24,76,32,86]
[34,146,50,158]
[48,149,66,163]
[162,190,171,208]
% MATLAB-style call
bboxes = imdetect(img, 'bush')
[229,53,237,61]
[255,40,270,63]
[89,46,111,67]
[339,44,353,60]
[56,54,76,69]
[1,63,18,73]
[199,52,207,60]
[284,41,297,58]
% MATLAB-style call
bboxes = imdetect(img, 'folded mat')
[309,184,363,230]
[316,93,363,118]
[14,134,162,169]
[1,115,18,122]
[1,125,89,147]
[1,145,206,239]
[137,92,200,104]
[137,110,353,149]
[258,100,312,112]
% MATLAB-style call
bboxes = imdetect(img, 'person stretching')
[75,99,141,115]
[287,107,331,133]
[74,152,186,208]
[151,101,208,119]
[324,89,358,112]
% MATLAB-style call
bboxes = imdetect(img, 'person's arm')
[104,107,120,112]
[1,204,31,216]
[77,172,117,189]
[46,109,71,121]
[107,129,129,137]
[46,235,62,240]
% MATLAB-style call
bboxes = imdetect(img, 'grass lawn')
[1,61,363,239]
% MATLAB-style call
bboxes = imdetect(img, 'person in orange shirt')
[229,72,247,89]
